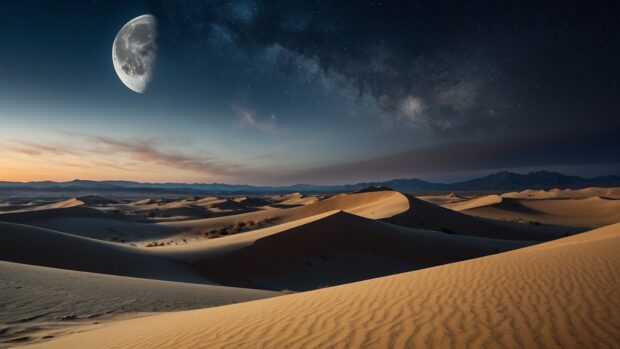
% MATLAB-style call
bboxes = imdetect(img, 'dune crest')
[0,222,209,284]
[155,210,528,290]
[30,222,620,349]
[0,260,276,346]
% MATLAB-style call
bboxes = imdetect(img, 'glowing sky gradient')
[1,1,618,184]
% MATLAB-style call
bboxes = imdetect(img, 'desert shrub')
[229,224,241,234]
[257,217,276,227]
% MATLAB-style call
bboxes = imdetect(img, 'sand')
[0,222,209,284]
[0,261,277,347]
[270,192,319,206]
[157,190,410,240]
[0,198,84,215]
[153,210,529,290]
[3,188,618,348]
[384,194,569,240]
[442,194,503,211]
[502,187,620,200]
[416,193,469,205]
[462,196,620,228]
[30,222,620,349]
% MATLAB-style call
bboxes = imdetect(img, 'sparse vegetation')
[202,218,278,239]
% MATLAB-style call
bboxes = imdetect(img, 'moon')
[112,15,158,93]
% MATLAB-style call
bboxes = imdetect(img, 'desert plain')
[0,186,619,348]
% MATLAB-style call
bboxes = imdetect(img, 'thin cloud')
[231,103,276,133]
[2,135,256,181]
[2,141,79,157]
[91,136,244,176]
[272,130,620,184]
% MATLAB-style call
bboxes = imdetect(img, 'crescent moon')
[112,15,158,93]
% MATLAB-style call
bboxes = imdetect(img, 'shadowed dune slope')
[0,198,84,215]
[502,187,620,200]
[32,222,620,349]
[0,261,277,347]
[154,211,530,291]
[416,193,468,205]
[0,205,109,222]
[384,194,567,241]
[0,222,209,284]
[443,194,503,211]
[463,196,620,228]
[0,201,177,241]
[158,190,410,235]
[271,192,319,206]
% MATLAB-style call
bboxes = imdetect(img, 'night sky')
[1,0,619,184]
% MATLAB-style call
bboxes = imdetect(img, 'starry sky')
[0,0,619,184]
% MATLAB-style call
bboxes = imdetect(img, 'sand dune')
[0,261,277,347]
[442,194,503,211]
[463,195,620,228]
[0,198,84,215]
[4,188,616,348]
[416,193,468,205]
[502,187,620,200]
[153,210,529,290]
[109,197,256,221]
[0,205,174,242]
[32,222,620,349]
[0,222,208,284]
[158,190,410,239]
[271,192,319,206]
[0,204,108,222]
[384,194,568,240]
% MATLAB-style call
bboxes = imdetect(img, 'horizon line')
[1,170,619,188]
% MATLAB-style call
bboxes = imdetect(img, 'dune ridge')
[30,222,620,348]
[0,260,277,347]
[155,210,529,290]
[157,190,410,237]
[462,195,620,228]
[0,198,84,215]
[0,222,209,284]
[384,194,567,240]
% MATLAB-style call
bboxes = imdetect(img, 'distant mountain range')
[1,171,619,195]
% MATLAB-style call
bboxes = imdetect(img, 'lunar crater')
[112,14,158,93]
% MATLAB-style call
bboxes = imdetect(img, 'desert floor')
[1,187,618,348]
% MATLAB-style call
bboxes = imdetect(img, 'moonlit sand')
[1,187,619,347]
